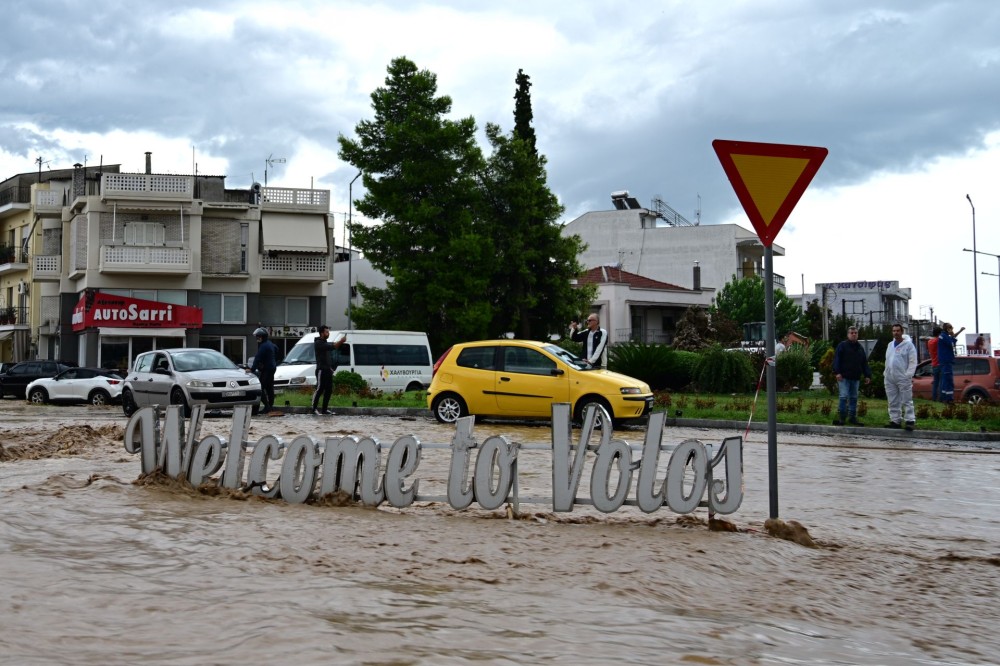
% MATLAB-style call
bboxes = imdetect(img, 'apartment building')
[0,155,333,371]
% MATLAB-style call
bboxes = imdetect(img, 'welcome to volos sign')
[123,403,744,515]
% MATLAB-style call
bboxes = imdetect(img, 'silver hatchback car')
[122,348,262,417]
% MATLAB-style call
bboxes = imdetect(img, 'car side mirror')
[550,368,564,376]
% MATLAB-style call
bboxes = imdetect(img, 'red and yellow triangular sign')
[712,140,828,247]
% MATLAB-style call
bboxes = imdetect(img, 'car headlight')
[620,387,644,395]
[247,376,260,386]
[187,380,214,388]
[289,377,306,385]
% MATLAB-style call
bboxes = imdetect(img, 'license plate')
[221,390,245,398]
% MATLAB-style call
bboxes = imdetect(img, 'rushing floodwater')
[1,400,999,665]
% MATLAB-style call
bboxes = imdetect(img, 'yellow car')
[427,339,653,428]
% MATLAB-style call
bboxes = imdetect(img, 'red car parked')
[912,355,1000,404]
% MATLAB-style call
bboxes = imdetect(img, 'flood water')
[1,400,999,665]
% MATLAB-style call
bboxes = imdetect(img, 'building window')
[202,293,247,324]
[286,297,308,326]
[124,222,165,246]
[200,335,247,365]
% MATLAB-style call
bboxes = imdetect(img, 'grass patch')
[655,390,1000,433]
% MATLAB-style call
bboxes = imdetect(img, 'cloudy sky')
[2,1,999,338]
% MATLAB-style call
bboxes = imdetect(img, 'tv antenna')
[35,155,51,180]
[264,154,286,187]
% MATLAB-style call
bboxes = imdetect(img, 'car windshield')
[543,343,592,370]
[170,350,238,372]
[281,342,315,365]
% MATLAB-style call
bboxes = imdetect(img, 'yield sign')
[712,140,828,247]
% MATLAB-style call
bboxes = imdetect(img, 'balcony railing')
[260,253,329,280]
[100,245,192,273]
[0,306,29,326]
[34,188,65,212]
[101,173,194,201]
[0,185,31,207]
[260,186,329,212]
[33,255,62,281]
[738,267,785,291]
[0,245,29,275]
[614,328,674,344]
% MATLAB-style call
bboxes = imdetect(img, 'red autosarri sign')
[71,291,202,332]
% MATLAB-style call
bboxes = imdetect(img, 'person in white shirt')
[570,314,609,368]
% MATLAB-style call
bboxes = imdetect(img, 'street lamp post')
[347,171,362,331]
[967,194,979,334]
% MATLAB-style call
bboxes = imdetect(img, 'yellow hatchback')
[427,339,654,428]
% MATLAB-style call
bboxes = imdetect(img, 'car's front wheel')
[28,387,48,404]
[432,393,467,424]
[121,388,137,417]
[89,389,111,406]
[574,396,615,431]
[170,387,192,417]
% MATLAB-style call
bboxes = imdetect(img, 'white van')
[272,330,433,393]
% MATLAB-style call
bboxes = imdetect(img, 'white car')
[26,367,124,406]
[122,348,262,417]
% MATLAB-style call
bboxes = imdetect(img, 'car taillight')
[107,379,122,385]
[432,347,453,376]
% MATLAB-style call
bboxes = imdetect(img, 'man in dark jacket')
[250,327,279,413]
[832,326,871,425]
[311,325,346,416]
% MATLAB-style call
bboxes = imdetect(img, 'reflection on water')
[1,403,999,664]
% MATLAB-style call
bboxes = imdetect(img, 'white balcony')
[33,189,64,213]
[260,186,329,212]
[33,255,62,281]
[100,245,192,274]
[101,173,193,201]
[260,253,329,280]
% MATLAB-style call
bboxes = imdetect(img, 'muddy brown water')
[1,400,999,665]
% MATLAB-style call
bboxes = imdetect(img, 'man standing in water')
[312,325,346,416]
[884,323,917,430]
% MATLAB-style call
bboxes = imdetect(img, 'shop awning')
[261,213,329,253]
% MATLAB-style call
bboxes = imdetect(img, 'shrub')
[818,348,837,395]
[608,342,672,390]
[332,370,368,395]
[808,339,831,371]
[775,347,813,391]
[694,345,755,393]
[609,343,698,390]
[862,361,886,399]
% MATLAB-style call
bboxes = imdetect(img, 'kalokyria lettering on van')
[123,403,743,515]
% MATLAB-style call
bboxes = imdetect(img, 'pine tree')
[337,57,494,352]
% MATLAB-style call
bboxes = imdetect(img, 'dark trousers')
[312,367,333,410]
[931,365,941,401]
[939,365,954,403]
[259,368,275,411]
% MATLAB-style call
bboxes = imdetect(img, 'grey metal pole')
[968,194,978,334]
[764,245,778,519]
[347,171,362,331]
